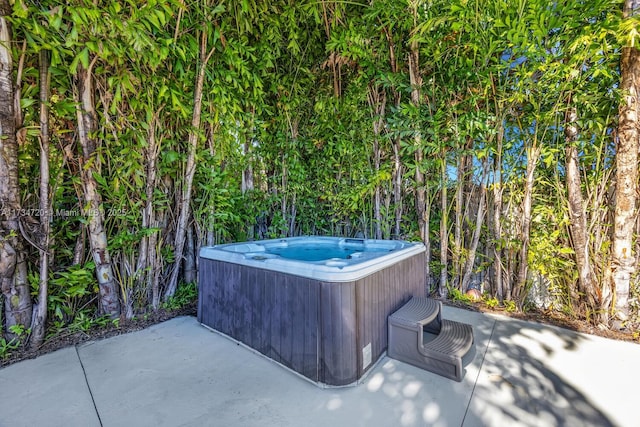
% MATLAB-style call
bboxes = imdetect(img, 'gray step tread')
[423,319,474,359]
[388,297,441,329]
[388,297,474,381]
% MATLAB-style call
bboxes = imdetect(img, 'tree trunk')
[0,2,32,337]
[492,124,504,302]
[424,194,432,293]
[165,31,213,299]
[289,194,297,237]
[383,26,403,239]
[148,230,160,309]
[242,133,255,240]
[31,50,51,348]
[72,228,85,266]
[409,41,426,244]
[281,151,288,236]
[453,153,465,289]
[367,83,386,240]
[513,146,541,307]
[13,40,25,140]
[610,0,640,323]
[184,224,196,284]
[564,104,597,314]
[373,120,382,240]
[461,161,488,292]
[74,61,120,317]
[242,138,254,194]
[136,110,160,308]
[453,136,475,290]
[439,155,449,298]
[503,196,517,301]
[392,137,403,239]
[408,34,430,293]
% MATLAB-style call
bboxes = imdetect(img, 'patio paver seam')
[461,317,496,426]
[75,344,104,427]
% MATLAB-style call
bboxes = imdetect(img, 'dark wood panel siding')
[355,253,426,378]
[198,251,425,386]
[304,279,320,380]
[319,281,357,386]
[199,259,321,382]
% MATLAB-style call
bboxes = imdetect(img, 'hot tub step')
[387,295,442,334]
[388,297,474,382]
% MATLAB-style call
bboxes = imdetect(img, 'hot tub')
[198,236,426,386]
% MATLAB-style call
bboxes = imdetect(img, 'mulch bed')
[442,298,638,343]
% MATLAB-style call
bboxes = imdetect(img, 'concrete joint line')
[461,319,497,426]
[75,345,104,427]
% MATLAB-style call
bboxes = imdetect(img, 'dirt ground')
[443,298,639,343]
[1,300,637,369]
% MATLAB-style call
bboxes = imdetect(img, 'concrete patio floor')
[1,306,638,427]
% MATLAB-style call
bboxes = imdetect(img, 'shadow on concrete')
[464,317,615,427]
[4,311,636,427]
[306,307,493,427]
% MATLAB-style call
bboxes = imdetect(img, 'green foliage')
[162,282,198,311]
[484,297,500,309]
[0,337,21,360]
[47,313,119,340]
[30,263,114,340]
[448,287,473,305]
[628,278,640,328]
[8,324,29,338]
[5,0,634,352]
[69,312,116,333]
[527,204,576,312]
[0,325,31,360]
[46,263,97,323]
[503,300,518,313]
